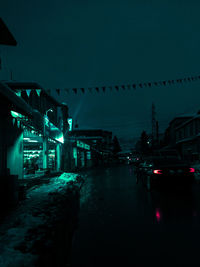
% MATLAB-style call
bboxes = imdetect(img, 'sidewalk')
[0,172,86,267]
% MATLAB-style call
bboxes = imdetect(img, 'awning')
[0,82,33,116]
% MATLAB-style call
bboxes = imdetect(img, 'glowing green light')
[67,118,73,131]
[11,110,24,119]
[77,140,90,150]
[56,135,64,144]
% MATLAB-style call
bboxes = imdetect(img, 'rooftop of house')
[0,18,17,46]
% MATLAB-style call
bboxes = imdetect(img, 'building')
[163,115,194,147]
[6,81,68,176]
[175,113,200,162]
[65,129,113,170]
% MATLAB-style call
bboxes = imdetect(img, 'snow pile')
[0,172,85,267]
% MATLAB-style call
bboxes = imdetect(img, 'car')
[135,157,195,191]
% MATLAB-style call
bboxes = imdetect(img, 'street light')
[45,108,53,117]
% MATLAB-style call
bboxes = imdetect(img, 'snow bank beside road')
[0,173,85,267]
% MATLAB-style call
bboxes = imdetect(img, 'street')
[71,165,200,266]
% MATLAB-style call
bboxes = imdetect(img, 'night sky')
[1,0,200,148]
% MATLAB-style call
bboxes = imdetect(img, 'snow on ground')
[0,172,85,267]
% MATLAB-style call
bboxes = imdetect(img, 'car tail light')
[189,168,195,173]
[153,169,163,174]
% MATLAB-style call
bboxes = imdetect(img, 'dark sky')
[1,0,200,147]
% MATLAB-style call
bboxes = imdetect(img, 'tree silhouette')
[112,136,122,155]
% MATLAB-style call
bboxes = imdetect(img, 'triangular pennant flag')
[154,82,158,86]
[36,89,41,97]
[102,87,106,92]
[139,83,143,88]
[171,80,175,84]
[188,77,191,82]
[143,83,147,87]
[81,88,85,93]
[191,77,194,81]
[168,80,171,85]
[115,86,119,91]
[73,88,77,94]
[162,81,166,86]
[26,89,31,97]
[64,88,70,94]
[95,87,99,92]
[148,82,151,87]
[88,88,92,93]
[15,90,21,97]
[121,85,126,90]
[132,84,136,89]
[56,89,60,95]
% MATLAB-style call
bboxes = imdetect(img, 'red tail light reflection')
[189,168,195,173]
[155,209,162,223]
[153,169,162,174]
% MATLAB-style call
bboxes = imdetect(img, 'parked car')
[135,157,195,191]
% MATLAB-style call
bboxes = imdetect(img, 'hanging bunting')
[73,88,77,94]
[44,73,200,95]
[26,89,31,97]
[15,90,21,97]
[56,89,60,95]
[36,89,41,97]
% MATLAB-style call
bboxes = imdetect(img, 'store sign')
[67,118,73,131]
[77,140,90,150]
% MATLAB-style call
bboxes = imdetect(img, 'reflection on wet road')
[71,165,200,266]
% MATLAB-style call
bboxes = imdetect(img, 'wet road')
[71,165,200,266]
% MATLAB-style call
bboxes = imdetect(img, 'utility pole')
[152,103,156,148]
